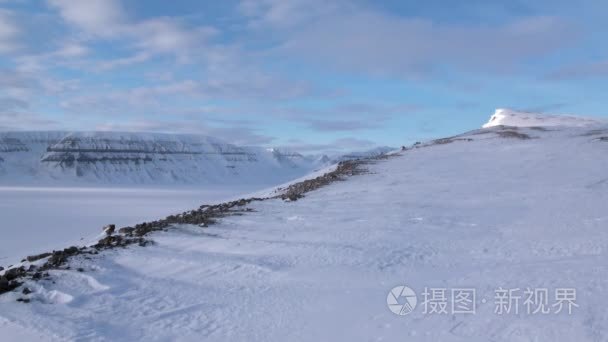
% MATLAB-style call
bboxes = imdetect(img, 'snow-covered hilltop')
[0,131,330,186]
[483,108,604,128]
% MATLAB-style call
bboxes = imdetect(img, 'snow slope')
[2,114,608,341]
[483,108,604,128]
[0,131,326,186]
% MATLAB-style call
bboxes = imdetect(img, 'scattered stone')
[16,298,30,303]
[77,268,84,272]
[22,287,32,295]
[4,267,26,281]
[138,240,152,247]
[430,137,473,146]
[118,226,135,235]
[26,252,52,263]
[40,246,81,270]
[0,276,22,294]
[103,224,116,236]
[495,130,531,140]
[277,160,368,202]
[0,276,8,291]
[64,246,79,255]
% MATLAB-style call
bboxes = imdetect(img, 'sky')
[0,0,607,153]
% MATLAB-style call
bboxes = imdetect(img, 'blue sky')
[0,0,607,153]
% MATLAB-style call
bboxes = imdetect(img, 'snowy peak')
[483,108,603,128]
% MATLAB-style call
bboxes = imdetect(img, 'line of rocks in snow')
[0,158,378,298]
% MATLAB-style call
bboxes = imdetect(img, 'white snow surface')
[483,108,604,128]
[3,119,608,341]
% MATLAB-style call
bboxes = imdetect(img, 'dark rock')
[118,226,135,235]
[26,252,52,262]
[64,246,79,255]
[22,287,32,295]
[0,266,3,271]
[0,276,8,291]
[10,280,22,287]
[45,250,71,268]
[496,130,531,140]
[16,298,30,303]
[138,239,151,247]
[95,235,124,249]
[103,224,116,235]
[4,266,26,281]
[77,268,84,272]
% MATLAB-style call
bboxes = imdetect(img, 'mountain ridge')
[0,131,392,186]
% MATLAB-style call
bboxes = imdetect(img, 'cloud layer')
[0,0,604,152]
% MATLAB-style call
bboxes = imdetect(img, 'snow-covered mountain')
[0,131,331,186]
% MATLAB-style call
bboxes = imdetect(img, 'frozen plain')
[1,111,608,341]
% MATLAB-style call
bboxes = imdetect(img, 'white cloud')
[546,59,608,80]
[280,13,575,77]
[131,18,217,57]
[97,52,150,71]
[47,0,126,37]
[46,0,217,62]
[238,1,577,78]
[54,42,89,57]
[0,9,20,53]
[238,0,342,29]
